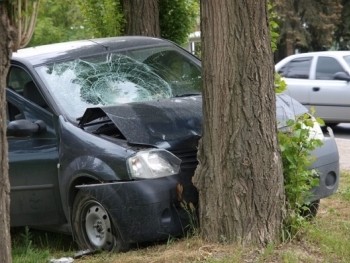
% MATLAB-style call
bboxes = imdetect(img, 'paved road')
[309,124,350,172]
[322,124,350,171]
[335,137,350,172]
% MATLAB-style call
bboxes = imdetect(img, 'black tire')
[301,199,320,219]
[72,191,129,252]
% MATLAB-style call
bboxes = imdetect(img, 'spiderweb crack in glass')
[36,48,201,121]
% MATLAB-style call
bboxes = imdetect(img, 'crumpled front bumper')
[76,173,196,245]
[308,135,339,201]
[74,135,339,245]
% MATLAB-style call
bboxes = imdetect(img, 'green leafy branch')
[278,114,323,240]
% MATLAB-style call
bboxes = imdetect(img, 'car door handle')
[312,87,320,91]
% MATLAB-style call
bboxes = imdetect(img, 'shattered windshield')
[36,45,201,121]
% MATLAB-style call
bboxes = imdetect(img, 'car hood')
[276,93,308,128]
[79,96,202,149]
[79,94,308,148]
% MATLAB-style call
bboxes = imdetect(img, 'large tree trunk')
[0,4,12,262]
[122,0,160,37]
[193,0,285,246]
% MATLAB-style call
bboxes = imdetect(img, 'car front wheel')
[72,191,128,252]
[301,199,320,219]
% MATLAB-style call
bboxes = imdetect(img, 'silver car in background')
[275,51,350,126]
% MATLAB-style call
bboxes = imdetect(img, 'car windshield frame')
[35,44,202,122]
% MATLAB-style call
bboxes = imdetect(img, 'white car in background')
[275,51,350,126]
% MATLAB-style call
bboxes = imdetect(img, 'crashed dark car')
[6,37,339,252]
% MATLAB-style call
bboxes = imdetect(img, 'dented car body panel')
[308,137,339,201]
[79,96,202,148]
[76,174,187,244]
[6,37,339,249]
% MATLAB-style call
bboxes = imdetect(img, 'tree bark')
[285,32,295,56]
[0,4,12,262]
[193,0,285,246]
[122,0,160,37]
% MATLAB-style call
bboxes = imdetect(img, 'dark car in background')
[6,37,339,252]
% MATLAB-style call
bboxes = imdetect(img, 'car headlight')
[127,149,181,179]
[304,114,324,141]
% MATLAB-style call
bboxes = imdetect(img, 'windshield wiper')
[174,93,201,98]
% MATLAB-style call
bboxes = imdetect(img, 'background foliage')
[31,0,199,46]
[28,0,91,47]
[334,0,350,50]
[77,0,124,38]
[25,0,350,60]
[159,0,199,45]
[271,0,343,60]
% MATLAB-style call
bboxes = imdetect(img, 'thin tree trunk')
[193,0,285,245]
[0,3,12,262]
[122,0,160,37]
[285,32,295,56]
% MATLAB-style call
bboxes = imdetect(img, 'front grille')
[170,149,198,170]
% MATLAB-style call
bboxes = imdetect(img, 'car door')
[308,56,350,123]
[277,56,313,110]
[7,65,65,227]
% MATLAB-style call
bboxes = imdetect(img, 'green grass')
[12,172,350,263]
[11,227,76,263]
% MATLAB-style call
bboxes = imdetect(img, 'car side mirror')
[334,72,350,81]
[7,119,47,137]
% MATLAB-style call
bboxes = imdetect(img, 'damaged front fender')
[75,174,188,244]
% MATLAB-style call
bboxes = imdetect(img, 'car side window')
[6,102,10,124]
[7,67,32,95]
[315,56,346,80]
[8,66,49,110]
[6,101,24,123]
[278,57,312,79]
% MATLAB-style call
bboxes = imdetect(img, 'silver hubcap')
[85,203,115,250]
